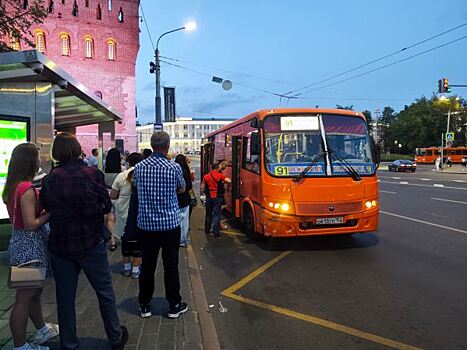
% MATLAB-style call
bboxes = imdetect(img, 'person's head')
[175,154,190,173]
[127,152,143,168]
[105,148,122,173]
[2,143,40,204]
[150,131,170,155]
[52,132,82,164]
[218,160,227,171]
[211,163,219,171]
[142,148,152,159]
[92,148,98,157]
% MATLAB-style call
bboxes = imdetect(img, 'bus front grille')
[295,201,362,215]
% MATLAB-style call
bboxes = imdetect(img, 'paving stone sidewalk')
[0,246,203,350]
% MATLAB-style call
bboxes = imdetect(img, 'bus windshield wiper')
[293,151,327,182]
[328,149,361,181]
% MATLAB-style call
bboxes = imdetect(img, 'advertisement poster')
[0,119,28,220]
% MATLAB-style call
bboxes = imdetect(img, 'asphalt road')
[189,164,467,350]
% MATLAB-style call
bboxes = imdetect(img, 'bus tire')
[243,205,262,241]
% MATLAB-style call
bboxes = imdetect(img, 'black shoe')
[112,326,129,350]
[139,303,152,318]
[167,302,188,319]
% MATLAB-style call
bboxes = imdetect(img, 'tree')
[336,104,354,110]
[0,0,47,52]
[380,106,396,125]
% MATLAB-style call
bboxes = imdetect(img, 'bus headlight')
[266,198,294,214]
[365,200,378,210]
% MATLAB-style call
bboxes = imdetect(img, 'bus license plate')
[316,217,344,225]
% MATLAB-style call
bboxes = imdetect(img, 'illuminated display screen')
[0,118,29,220]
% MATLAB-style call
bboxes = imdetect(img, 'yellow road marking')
[222,230,245,237]
[221,252,422,350]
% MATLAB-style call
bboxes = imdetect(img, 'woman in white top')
[110,153,143,239]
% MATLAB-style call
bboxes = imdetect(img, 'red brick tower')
[20,0,140,152]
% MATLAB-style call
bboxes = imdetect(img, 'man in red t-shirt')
[200,163,231,237]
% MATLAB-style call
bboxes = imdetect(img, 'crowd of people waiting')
[2,131,197,350]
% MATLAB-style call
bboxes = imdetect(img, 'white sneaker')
[33,323,59,345]
[23,343,50,350]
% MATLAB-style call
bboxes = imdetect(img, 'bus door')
[230,136,242,218]
[201,142,214,179]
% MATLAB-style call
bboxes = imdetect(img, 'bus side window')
[426,150,432,156]
[243,133,260,174]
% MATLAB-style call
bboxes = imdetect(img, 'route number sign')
[445,132,454,142]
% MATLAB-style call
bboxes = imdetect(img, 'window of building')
[97,4,102,19]
[10,36,20,51]
[107,0,112,11]
[23,0,28,9]
[48,0,54,13]
[94,91,103,99]
[84,37,93,58]
[72,0,78,16]
[117,7,124,22]
[107,40,115,60]
[85,0,89,7]
[61,0,65,4]
[35,31,46,53]
[60,34,70,56]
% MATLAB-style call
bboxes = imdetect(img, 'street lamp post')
[152,22,196,127]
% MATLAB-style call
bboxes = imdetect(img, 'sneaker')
[131,270,140,279]
[167,302,188,319]
[220,223,228,229]
[139,303,152,318]
[111,326,129,350]
[121,268,131,277]
[24,343,50,350]
[179,242,188,247]
[33,323,59,345]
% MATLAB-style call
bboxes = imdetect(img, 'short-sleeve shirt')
[203,170,226,199]
[135,153,185,231]
[7,181,37,229]
[111,168,134,238]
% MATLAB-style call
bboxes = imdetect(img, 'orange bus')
[201,108,379,238]
[415,147,467,164]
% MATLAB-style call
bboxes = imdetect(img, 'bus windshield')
[264,114,375,177]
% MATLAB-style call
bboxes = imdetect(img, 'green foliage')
[380,153,414,162]
[362,110,373,130]
[0,0,47,52]
[383,96,466,154]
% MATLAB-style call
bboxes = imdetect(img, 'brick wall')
[11,0,140,154]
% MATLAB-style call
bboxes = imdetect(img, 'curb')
[186,244,221,350]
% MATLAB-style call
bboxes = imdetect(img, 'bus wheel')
[243,206,261,241]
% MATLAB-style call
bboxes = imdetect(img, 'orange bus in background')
[415,147,467,164]
[201,108,379,238]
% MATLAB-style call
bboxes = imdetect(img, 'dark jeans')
[51,241,122,350]
[205,198,223,235]
[138,226,182,307]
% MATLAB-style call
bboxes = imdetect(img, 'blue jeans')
[51,241,122,349]
[205,198,223,235]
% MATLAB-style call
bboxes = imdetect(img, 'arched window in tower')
[72,0,78,16]
[11,36,21,51]
[107,0,112,11]
[107,40,116,61]
[85,0,89,7]
[97,4,102,20]
[60,34,70,56]
[61,0,65,4]
[48,0,54,13]
[117,7,123,22]
[35,31,46,53]
[84,37,94,58]
[23,0,28,9]
[94,91,103,99]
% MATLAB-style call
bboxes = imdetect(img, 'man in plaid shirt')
[135,131,188,319]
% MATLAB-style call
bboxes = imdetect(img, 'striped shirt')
[135,153,185,231]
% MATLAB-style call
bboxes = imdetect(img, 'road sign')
[445,132,454,142]
[153,123,163,131]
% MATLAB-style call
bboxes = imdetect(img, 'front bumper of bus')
[261,208,379,237]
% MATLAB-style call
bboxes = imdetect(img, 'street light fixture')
[151,21,197,128]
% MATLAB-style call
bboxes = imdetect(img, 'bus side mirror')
[251,132,261,156]
[372,142,381,166]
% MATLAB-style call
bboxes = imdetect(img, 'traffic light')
[443,78,451,93]
[438,79,443,93]
[149,61,156,74]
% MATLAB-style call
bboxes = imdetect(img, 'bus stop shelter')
[0,49,121,171]
[0,50,121,243]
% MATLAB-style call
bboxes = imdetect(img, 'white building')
[137,117,235,153]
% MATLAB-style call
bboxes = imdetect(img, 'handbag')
[8,260,46,289]
[8,188,46,289]
[189,189,198,207]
